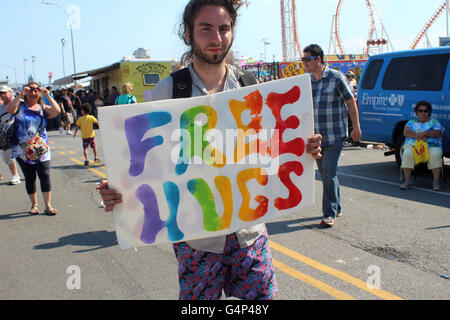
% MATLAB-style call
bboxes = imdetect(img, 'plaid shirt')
[310,67,354,147]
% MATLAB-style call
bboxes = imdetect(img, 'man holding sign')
[98,0,322,300]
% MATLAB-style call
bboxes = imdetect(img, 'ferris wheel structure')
[329,0,394,55]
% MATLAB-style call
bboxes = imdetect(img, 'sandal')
[29,206,39,215]
[44,207,58,216]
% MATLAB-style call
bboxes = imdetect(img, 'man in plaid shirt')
[303,44,362,227]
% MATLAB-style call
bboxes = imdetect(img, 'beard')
[192,39,233,65]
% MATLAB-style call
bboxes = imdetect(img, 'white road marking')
[337,172,450,196]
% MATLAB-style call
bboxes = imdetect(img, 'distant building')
[54,59,176,103]
[440,37,450,47]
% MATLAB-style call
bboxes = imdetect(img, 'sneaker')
[94,157,100,162]
[9,176,21,185]
[84,159,89,166]
[337,211,343,217]
[433,182,440,191]
[66,130,73,135]
[320,217,335,227]
[400,181,412,190]
[59,127,64,135]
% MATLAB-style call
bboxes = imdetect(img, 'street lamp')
[23,58,27,83]
[31,56,36,81]
[261,38,270,62]
[61,38,66,77]
[0,65,18,89]
[42,1,77,77]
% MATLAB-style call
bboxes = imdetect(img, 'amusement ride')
[410,1,449,49]
[275,0,450,60]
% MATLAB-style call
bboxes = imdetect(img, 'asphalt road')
[0,130,449,300]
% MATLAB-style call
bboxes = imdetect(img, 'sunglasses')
[29,87,41,92]
[301,56,318,62]
[417,109,429,113]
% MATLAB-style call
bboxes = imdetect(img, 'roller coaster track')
[280,0,302,61]
[291,0,302,58]
[410,1,447,50]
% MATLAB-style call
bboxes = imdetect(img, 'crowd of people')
[35,82,134,133]
[0,79,140,214]
[46,87,104,134]
[257,74,278,83]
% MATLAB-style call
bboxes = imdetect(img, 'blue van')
[357,47,450,165]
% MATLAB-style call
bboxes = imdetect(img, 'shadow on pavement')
[326,161,450,209]
[33,230,118,253]
[425,225,450,230]
[52,164,88,171]
[267,216,325,236]
[0,211,34,220]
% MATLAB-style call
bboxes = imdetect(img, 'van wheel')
[394,134,405,167]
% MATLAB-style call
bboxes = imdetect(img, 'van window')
[382,54,450,91]
[361,59,383,90]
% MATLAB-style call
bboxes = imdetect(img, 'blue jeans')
[316,138,344,219]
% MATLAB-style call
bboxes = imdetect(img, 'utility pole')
[0,65,18,89]
[31,56,36,81]
[23,58,27,84]
[61,38,66,77]
[447,0,449,37]
[42,1,77,76]
[262,38,270,62]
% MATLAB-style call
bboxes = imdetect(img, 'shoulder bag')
[0,112,15,151]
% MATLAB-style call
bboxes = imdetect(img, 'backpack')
[170,67,258,99]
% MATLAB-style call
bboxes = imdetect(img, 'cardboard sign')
[99,74,315,250]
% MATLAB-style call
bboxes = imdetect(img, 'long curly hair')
[178,0,246,64]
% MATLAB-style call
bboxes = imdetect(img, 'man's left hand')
[351,127,362,143]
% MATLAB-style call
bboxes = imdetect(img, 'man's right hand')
[306,134,322,159]
[96,180,123,212]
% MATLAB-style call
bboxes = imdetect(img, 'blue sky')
[0,0,448,85]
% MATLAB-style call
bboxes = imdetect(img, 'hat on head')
[0,85,12,92]
[346,71,354,77]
